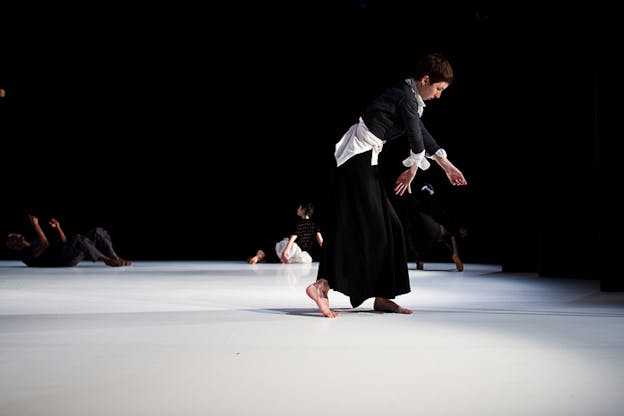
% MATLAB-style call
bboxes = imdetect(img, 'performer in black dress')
[306,53,468,318]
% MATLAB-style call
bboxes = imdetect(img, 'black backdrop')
[0,1,609,272]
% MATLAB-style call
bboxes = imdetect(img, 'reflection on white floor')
[1,260,624,416]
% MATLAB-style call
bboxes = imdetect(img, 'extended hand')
[446,167,468,186]
[394,168,416,196]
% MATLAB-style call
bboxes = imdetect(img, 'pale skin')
[307,75,467,318]
[306,279,412,318]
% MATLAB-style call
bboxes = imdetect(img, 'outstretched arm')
[49,218,67,243]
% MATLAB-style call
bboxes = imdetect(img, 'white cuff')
[402,150,430,170]
[431,148,447,159]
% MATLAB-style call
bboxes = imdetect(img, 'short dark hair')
[414,53,453,85]
[300,202,315,217]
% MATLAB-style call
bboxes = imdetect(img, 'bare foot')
[373,297,413,314]
[248,250,266,264]
[306,279,339,318]
[103,256,132,267]
[452,254,463,272]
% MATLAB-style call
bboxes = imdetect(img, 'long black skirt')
[317,150,411,308]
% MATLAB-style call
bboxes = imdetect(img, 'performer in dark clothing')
[401,182,468,272]
[247,202,323,264]
[307,53,468,318]
[6,214,131,267]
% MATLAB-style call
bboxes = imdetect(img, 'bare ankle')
[316,279,330,296]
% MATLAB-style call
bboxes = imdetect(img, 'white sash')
[334,117,385,167]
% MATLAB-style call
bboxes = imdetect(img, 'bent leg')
[74,230,131,266]
[71,234,103,262]
[84,228,117,258]
[450,235,463,271]
[84,228,132,266]
[442,234,463,272]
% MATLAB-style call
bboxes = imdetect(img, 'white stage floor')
[1,260,623,416]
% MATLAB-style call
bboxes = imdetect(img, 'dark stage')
[0,4,616,269]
